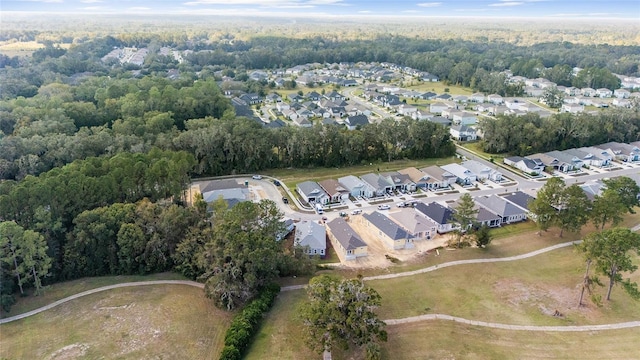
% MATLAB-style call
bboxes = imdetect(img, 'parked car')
[273,179,281,186]
[282,197,289,204]
[351,209,362,215]
[377,204,391,210]
[339,211,347,217]
[396,202,406,208]
[252,175,262,180]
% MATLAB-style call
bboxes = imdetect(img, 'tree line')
[478,108,640,156]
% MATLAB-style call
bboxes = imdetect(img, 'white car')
[252,175,262,180]
[351,209,362,215]
[377,204,391,210]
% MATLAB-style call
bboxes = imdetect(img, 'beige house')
[360,211,411,250]
[325,218,368,261]
[388,208,438,241]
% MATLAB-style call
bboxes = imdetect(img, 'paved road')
[342,88,395,121]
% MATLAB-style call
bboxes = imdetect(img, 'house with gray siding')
[475,195,527,224]
[338,175,374,198]
[360,173,394,197]
[294,220,327,257]
[296,181,329,204]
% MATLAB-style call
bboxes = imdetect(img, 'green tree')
[541,86,565,109]
[450,193,478,247]
[301,275,387,360]
[602,177,640,213]
[202,200,284,310]
[579,228,640,301]
[557,184,590,237]
[529,177,564,234]
[474,224,492,248]
[590,191,626,230]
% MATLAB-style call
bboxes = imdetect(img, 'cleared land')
[0,284,232,360]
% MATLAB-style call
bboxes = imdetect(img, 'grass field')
[267,156,458,189]
[1,272,188,318]
[382,321,640,360]
[0,284,232,360]
[406,82,474,95]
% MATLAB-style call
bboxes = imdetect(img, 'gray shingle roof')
[415,202,454,225]
[326,218,367,250]
[475,195,526,217]
[295,221,326,250]
[501,191,535,211]
[363,211,409,240]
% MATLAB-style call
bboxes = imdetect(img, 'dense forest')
[1,27,639,313]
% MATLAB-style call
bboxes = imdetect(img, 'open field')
[406,82,474,95]
[267,156,458,188]
[369,246,640,324]
[0,284,232,360]
[382,321,640,360]
[1,272,187,318]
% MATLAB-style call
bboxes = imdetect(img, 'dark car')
[282,197,289,204]
[273,180,281,186]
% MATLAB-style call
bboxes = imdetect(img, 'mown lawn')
[267,156,458,189]
[1,272,188,318]
[382,321,640,360]
[0,284,232,360]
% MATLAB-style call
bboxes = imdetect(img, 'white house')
[487,94,504,104]
[461,160,503,182]
[449,125,477,141]
[596,88,613,98]
[614,89,631,99]
[470,93,485,103]
[440,163,477,186]
[429,102,449,114]
[338,175,374,198]
[296,181,329,205]
[294,220,327,257]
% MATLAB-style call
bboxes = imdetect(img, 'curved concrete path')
[384,314,640,332]
[0,280,203,325]
[3,241,639,333]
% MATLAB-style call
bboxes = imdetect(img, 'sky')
[2,0,639,19]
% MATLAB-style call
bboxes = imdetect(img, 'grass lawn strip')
[0,285,232,360]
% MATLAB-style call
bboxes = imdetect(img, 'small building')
[398,167,431,189]
[294,220,327,257]
[325,218,368,261]
[475,195,528,224]
[419,165,457,190]
[504,156,544,175]
[361,211,412,250]
[296,181,329,205]
[414,202,457,233]
[440,163,477,186]
[461,160,503,182]
[449,125,477,141]
[389,208,438,240]
[338,175,374,198]
[380,171,416,191]
[344,114,369,130]
[318,179,350,203]
[360,173,394,197]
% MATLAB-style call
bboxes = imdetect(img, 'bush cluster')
[219,283,281,360]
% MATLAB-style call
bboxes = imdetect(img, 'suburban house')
[325,218,368,261]
[344,114,370,130]
[294,220,327,257]
[380,171,416,191]
[296,181,329,205]
[414,202,458,233]
[579,147,614,166]
[238,93,262,105]
[200,179,251,208]
[475,207,502,228]
[338,175,374,198]
[470,93,485,103]
[562,103,584,114]
[451,111,477,125]
[398,167,431,189]
[461,160,503,182]
[547,150,585,170]
[527,152,578,173]
[594,142,640,162]
[596,88,613,98]
[580,181,604,201]
[449,125,478,141]
[561,148,610,168]
[581,87,596,97]
[487,94,504,104]
[389,208,438,241]
[360,173,394,197]
[501,191,536,215]
[614,89,631,99]
[440,163,477,186]
[475,195,528,224]
[503,156,544,175]
[361,211,412,250]
[318,179,350,203]
[429,102,449,114]
[420,165,457,190]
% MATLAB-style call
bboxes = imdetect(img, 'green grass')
[369,246,640,324]
[489,220,538,239]
[406,82,474,95]
[0,284,233,360]
[1,272,188,318]
[266,156,458,188]
[383,321,640,360]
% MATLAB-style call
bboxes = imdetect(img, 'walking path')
[0,280,203,325]
[3,240,639,333]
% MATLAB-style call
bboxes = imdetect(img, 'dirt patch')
[46,344,89,360]
[336,213,450,269]
[493,279,597,319]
